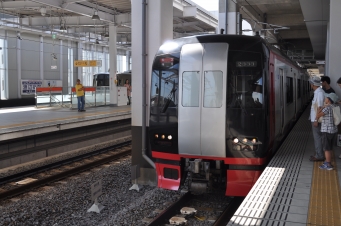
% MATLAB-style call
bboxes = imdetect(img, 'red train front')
[148,35,308,196]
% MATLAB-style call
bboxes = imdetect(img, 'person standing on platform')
[321,76,335,93]
[124,79,132,105]
[76,79,86,112]
[315,93,339,170]
[309,76,325,162]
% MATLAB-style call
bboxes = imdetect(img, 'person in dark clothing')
[321,76,335,93]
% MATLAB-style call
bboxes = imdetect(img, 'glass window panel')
[204,71,223,108]
[182,71,200,107]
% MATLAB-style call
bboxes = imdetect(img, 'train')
[93,71,131,87]
[148,35,312,196]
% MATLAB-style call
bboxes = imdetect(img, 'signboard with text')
[74,60,102,67]
[21,80,43,95]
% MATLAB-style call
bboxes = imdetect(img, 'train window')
[150,54,179,114]
[204,71,223,108]
[286,77,293,104]
[297,79,301,99]
[182,71,200,107]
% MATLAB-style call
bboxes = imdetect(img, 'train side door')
[178,43,228,157]
[279,68,284,133]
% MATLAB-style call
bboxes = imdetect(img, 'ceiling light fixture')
[40,7,47,16]
[92,11,100,20]
[92,1,100,20]
[51,53,57,60]
[60,17,67,30]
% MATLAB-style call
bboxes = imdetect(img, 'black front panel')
[226,50,268,158]
[149,53,180,154]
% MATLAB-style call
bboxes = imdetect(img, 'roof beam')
[29,0,115,22]
[173,21,199,28]
[20,14,131,27]
[0,1,42,9]
[173,0,217,28]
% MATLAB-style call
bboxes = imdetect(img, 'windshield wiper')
[160,82,177,113]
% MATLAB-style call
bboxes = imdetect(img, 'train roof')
[157,34,264,54]
[157,34,303,71]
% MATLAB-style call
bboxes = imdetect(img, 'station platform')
[228,107,341,226]
[0,105,131,141]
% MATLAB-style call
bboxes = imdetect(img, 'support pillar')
[109,24,117,106]
[40,36,43,81]
[131,0,173,185]
[218,0,239,34]
[17,31,21,98]
[218,0,228,34]
[77,42,83,83]
[59,39,63,81]
[126,50,130,71]
[326,0,341,97]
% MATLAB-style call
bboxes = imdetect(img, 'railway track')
[0,141,131,202]
[147,191,241,226]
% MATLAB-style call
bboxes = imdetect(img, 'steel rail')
[0,146,131,201]
[0,140,131,185]
[148,192,193,226]
[213,197,244,226]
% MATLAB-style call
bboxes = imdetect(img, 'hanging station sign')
[74,60,102,67]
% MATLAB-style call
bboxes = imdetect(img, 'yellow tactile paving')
[0,110,128,129]
[307,153,341,226]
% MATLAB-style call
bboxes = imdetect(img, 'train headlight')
[155,134,159,139]
[233,138,239,143]
[242,138,248,143]
[161,135,165,139]
[167,135,172,140]
[252,138,257,144]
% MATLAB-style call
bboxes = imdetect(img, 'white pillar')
[59,39,63,81]
[218,0,238,34]
[227,0,238,34]
[126,50,130,71]
[77,42,83,83]
[17,31,21,98]
[131,0,173,126]
[326,0,341,97]
[218,0,228,34]
[91,44,95,85]
[109,24,117,106]
[131,0,173,184]
[325,22,330,76]
[40,36,44,81]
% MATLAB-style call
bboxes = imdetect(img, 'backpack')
[333,105,341,125]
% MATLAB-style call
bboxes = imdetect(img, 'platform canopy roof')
[237,0,329,68]
[0,0,329,68]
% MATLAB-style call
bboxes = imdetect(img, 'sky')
[191,0,252,35]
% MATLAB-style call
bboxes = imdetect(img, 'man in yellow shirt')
[75,79,86,112]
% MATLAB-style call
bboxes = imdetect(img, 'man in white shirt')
[309,76,325,161]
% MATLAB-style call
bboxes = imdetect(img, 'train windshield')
[227,51,263,109]
[226,50,266,158]
[150,54,180,121]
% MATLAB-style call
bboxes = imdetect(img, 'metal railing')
[35,86,111,108]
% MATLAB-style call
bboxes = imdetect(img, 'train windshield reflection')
[150,54,179,118]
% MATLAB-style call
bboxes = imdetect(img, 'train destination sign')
[74,60,102,67]
[236,61,257,67]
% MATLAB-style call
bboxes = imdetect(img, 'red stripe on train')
[152,151,267,165]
